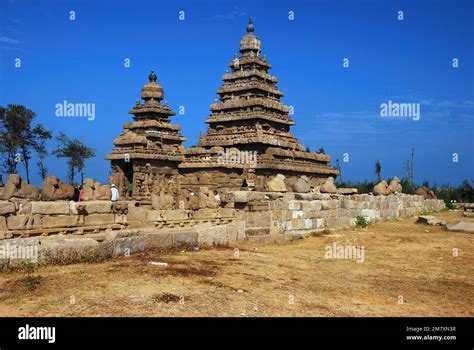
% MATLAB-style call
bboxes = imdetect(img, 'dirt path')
[0,210,472,317]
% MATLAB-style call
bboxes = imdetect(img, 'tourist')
[110,184,119,202]
[78,185,84,201]
[127,182,133,198]
[213,190,221,204]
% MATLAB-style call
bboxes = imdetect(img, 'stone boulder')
[81,178,112,201]
[388,176,402,194]
[151,193,174,210]
[41,176,75,201]
[266,174,287,192]
[415,186,437,199]
[373,180,390,196]
[320,177,337,194]
[0,174,40,200]
[293,176,311,193]
[446,221,474,234]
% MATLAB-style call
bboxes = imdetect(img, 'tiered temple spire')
[179,17,338,191]
[105,71,186,198]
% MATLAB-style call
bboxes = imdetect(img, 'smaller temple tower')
[105,71,186,200]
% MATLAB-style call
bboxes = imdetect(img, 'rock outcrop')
[41,176,75,201]
[292,176,311,193]
[388,176,402,193]
[415,186,437,199]
[373,177,404,196]
[82,179,112,201]
[320,177,337,194]
[266,174,287,192]
[0,174,40,200]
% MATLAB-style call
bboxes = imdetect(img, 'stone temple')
[106,18,339,200]
[105,70,186,200]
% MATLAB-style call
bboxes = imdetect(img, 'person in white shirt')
[110,184,119,202]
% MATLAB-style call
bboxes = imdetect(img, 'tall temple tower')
[179,17,339,191]
[105,70,186,199]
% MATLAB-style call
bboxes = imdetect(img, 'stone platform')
[0,193,445,267]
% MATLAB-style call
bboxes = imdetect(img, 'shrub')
[355,216,368,228]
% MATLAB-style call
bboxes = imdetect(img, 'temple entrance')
[122,162,133,196]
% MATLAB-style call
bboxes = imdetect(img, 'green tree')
[375,159,382,182]
[32,125,53,180]
[52,132,96,184]
[0,105,51,183]
[0,105,25,175]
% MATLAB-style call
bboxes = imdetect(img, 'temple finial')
[148,70,157,82]
[247,16,254,33]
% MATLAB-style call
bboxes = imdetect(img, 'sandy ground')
[0,210,472,317]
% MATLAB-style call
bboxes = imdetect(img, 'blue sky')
[1,0,473,187]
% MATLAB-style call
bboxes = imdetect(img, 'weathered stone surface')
[127,207,147,222]
[266,174,287,192]
[172,230,198,247]
[81,201,112,214]
[193,209,220,220]
[93,184,112,200]
[83,214,115,226]
[31,201,70,215]
[144,232,173,248]
[388,176,402,193]
[80,179,112,201]
[373,180,389,196]
[446,221,474,233]
[41,176,74,201]
[0,216,7,230]
[293,176,311,193]
[224,191,266,203]
[416,215,446,226]
[112,202,128,214]
[151,193,174,209]
[336,188,358,195]
[320,177,337,194]
[42,215,80,228]
[39,237,100,263]
[113,236,145,256]
[415,186,437,199]
[17,201,32,215]
[195,223,229,245]
[0,201,16,215]
[7,215,42,230]
[0,174,40,200]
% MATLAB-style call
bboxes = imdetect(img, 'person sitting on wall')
[111,184,119,202]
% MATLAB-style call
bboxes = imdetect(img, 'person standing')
[111,184,119,202]
[127,182,133,198]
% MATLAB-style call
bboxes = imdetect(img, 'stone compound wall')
[0,192,445,267]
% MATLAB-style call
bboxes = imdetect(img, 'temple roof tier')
[217,81,283,96]
[205,111,294,125]
[228,55,271,70]
[222,69,278,83]
[124,120,182,131]
[197,134,307,151]
[210,97,290,113]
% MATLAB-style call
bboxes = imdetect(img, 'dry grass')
[0,210,472,317]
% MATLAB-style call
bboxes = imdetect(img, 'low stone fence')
[0,193,445,267]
